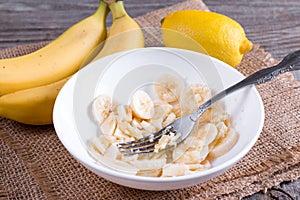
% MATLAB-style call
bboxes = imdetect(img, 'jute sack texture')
[1,0,299,199]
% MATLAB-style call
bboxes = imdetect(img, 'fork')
[117,50,300,155]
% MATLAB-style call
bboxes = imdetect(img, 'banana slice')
[172,103,182,117]
[140,120,151,129]
[208,129,239,159]
[196,123,218,146]
[180,83,198,116]
[216,121,228,139]
[129,155,167,170]
[114,126,130,141]
[172,142,190,162]
[209,102,229,123]
[191,83,211,106]
[207,122,228,150]
[162,163,187,177]
[175,149,206,164]
[100,112,117,136]
[118,121,143,139]
[152,102,173,120]
[154,131,180,153]
[88,135,111,155]
[131,118,143,130]
[154,74,184,103]
[116,105,132,122]
[98,156,139,175]
[130,90,154,120]
[148,103,170,129]
[121,154,139,162]
[184,123,218,152]
[140,120,156,134]
[150,118,164,130]
[92,95,112,125]
[103,144,120,160]
[186,160,211,173]
[136,168,162,177]
[162,112,176,127]
[158,102,173,115]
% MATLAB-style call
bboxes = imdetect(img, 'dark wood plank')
[0,0,183,49]
[0,0,299,199]
[1,0,300,60]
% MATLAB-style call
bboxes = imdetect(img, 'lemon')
[161,10,252,67]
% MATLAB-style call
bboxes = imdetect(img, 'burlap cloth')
[1,0,300,199]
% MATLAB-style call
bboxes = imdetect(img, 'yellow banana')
[92,1,144,61]
[0,77,69,125]
[0,1,109,95]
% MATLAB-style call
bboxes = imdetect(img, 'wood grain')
[0,0,299,60]
[0,0,299,199]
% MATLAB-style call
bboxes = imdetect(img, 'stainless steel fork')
[117,50,300,155]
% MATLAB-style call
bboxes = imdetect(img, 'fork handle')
[190,50,300,121]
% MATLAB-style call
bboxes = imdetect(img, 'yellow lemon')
[161,10,252,67]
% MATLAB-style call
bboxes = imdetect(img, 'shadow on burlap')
[1,0,300,199]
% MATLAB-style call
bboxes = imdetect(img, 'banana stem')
[95,1,110,18]
[103,0,118,5]
[109,1,127,20]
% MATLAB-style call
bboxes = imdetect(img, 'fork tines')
[117,125,174,155]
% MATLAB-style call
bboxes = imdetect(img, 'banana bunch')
[0,0,144,125]
[92,0,144,61]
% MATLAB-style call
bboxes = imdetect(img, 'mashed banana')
[88,75,239,177]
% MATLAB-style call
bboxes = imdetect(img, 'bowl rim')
[54,47,265,182]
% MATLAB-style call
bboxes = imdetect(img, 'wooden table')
[0,0,299,199]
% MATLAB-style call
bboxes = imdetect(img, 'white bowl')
[53,47,264,190]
